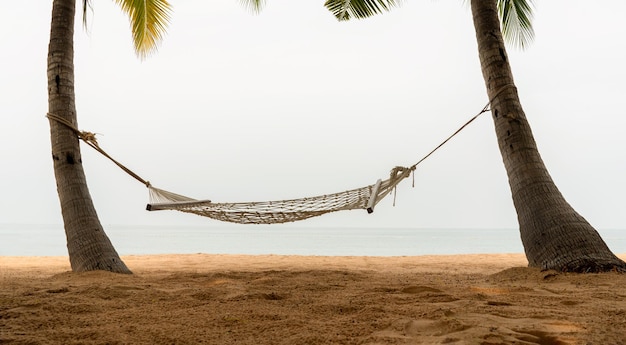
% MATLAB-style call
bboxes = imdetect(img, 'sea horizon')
[2,223,625,257]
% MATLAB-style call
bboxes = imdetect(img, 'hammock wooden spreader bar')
[145,166,413,224]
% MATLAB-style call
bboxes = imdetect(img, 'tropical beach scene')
[2,1,626,344]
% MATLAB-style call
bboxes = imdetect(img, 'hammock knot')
[390,166,411,181]
[79,131,99,146]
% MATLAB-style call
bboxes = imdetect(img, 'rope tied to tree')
[46,112,151,188]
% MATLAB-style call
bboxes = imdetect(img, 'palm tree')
[47,0,170,273]
[321,0,626,272]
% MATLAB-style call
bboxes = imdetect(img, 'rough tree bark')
[470,0,625,272]
[47,0,131,273]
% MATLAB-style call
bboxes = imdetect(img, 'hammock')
[145,166,413,224]
[46,90,498,224]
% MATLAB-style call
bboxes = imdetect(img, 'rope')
[409,83,515,171]
[46,113,151,187]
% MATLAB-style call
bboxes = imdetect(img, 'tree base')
[548,258,626,273]
[71,256,132,274]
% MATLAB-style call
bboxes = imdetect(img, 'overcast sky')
[1,1,625,232]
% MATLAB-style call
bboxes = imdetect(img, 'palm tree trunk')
[48,0,131,273]
[469,0,625,272]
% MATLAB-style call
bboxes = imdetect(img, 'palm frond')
[497,0,535,49]
[82,0,93,28]
[239,0,266,14]
[324,0,401,21]
[114,0,172,59]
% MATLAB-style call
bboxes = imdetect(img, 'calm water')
[1,224,625,257]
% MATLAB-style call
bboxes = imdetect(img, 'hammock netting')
[146,166,414,224]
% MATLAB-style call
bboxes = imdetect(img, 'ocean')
[1,224,625,257]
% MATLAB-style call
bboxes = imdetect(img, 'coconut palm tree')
[320,0,625,272]
[47,0,171,273]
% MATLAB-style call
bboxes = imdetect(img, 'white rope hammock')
[146,166,413,224]
[47,88,504,225]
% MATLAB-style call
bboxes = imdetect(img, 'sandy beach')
[1,253,625,344]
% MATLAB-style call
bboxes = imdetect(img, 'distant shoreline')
[4,225,626,257]
[1,253,531,275]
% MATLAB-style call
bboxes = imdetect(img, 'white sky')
[1,0,625,231]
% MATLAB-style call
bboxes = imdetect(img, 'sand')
[1,254,625,344]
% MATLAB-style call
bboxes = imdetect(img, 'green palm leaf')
[82,0,93,28]
[324,0,401,21]
[239,0,266,14]
[497,0,535,49]
[113,0,172,59]
[325,0,534,48]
